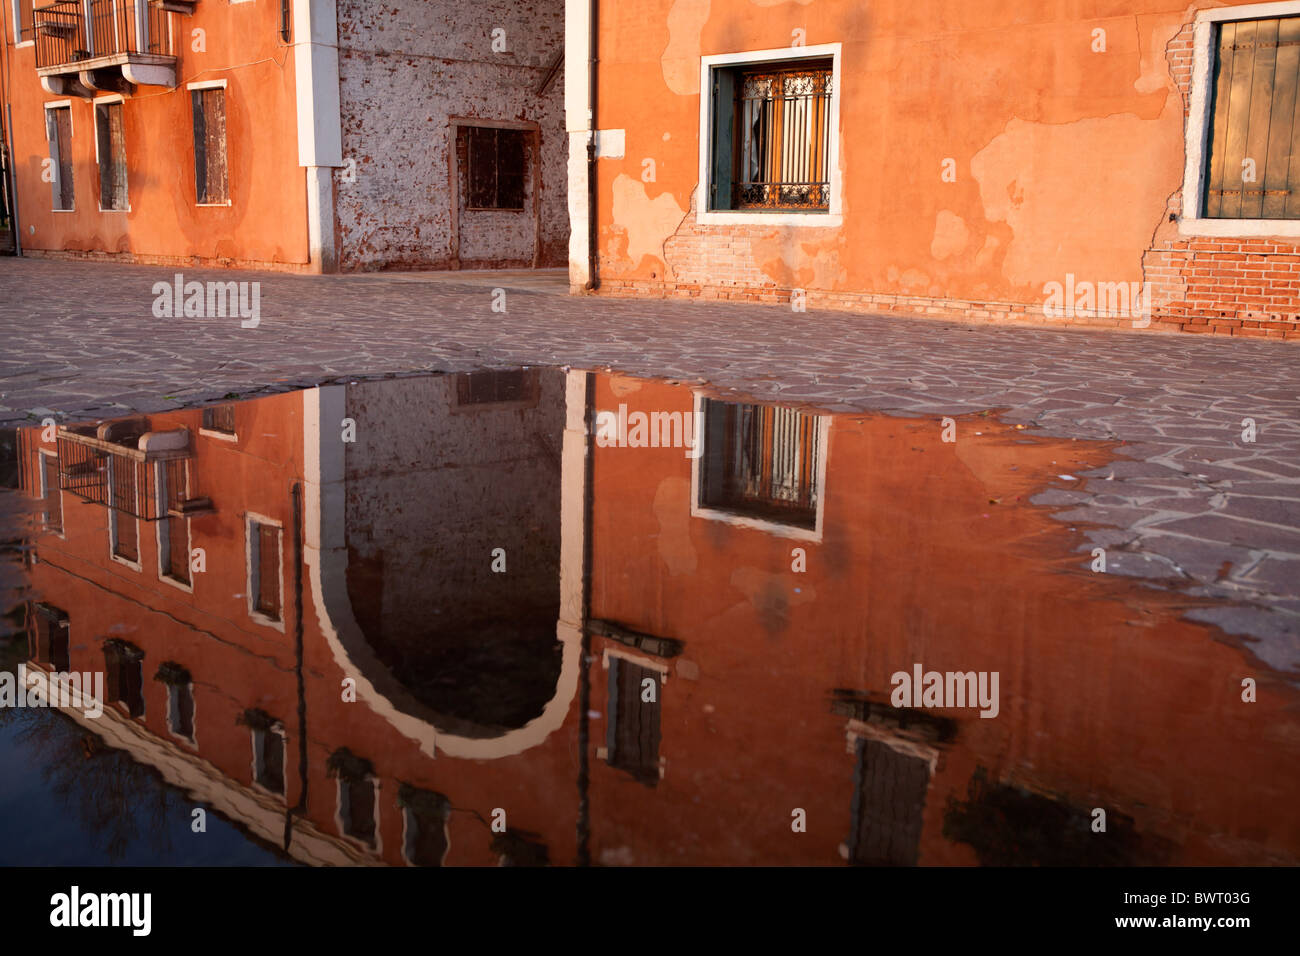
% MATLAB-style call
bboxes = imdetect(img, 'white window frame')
[245,512,285,630]
[37,448,65,538]
[155,462,193,592]
[697,43,843,227]
[93,95,130,213]
[1181,1,1300,237]
[688,391,831,543]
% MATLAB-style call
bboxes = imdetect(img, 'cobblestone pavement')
[1,257,1298,666]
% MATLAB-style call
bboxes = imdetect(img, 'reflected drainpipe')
[284,480,309,852]
[584,0,599,290]
[575,372,595,865]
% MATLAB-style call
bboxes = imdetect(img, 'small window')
[15,0,34,42]
[460,126,526,211]
[606,657,661,786]
[708,59,832,211]
[698,399,822,529]
[45,105,74,211]
[328,749,377,847]
[159,461,190,586]
[248,518,282,622]
[279,0,291,43]
[40,452,62,533]
[1202,16,1300,220]
[849,738,931,866]
[192,87,229,204]
[95,100,128,211]
[103,639,145,718]
[156,662,195,741]
[455,368,539,406]
[28,602,70,673]
[201,404,236,435]
[109,457,139,563]
[400,784,450,867]
[254,727,285,794]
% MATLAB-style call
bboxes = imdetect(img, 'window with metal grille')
[455,368,539,405]
[191,87,229,204]
[606,658,661,786]
[709,59,832,211]
[250,519,281,621]
[45,105,74,211]
[1203,16,1300,219]
[202,403,236,435]
[95,100,127,211]
[460,126,526,211]
[699,399,822,528]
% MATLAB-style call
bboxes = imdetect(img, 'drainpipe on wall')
[584,0,598,290]
[293,0,343,273]
[4,105,20,256]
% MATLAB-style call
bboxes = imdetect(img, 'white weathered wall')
[335,0,567,271]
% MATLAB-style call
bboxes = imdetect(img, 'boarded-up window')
[29,603,70,673]
[41,453,62,533]
[462,126,526,211]
[103,640,145,718]
[849,739,930,866]
[606,658,661,786]
[45,105,73,211]
[191,87,229,204]
[202,403,236,435]
[251,520,281,620]
[110,456,138,562]
[95,100,128,210]
[1204,16,1300,219]
[710,60,833,211]
[699,399,822,529]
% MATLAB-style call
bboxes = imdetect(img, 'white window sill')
[1178,217,1300,238]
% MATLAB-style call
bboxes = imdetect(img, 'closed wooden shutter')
[96,102,128,210]
[1204,16,1300,219]
[192,88,228,204]
[111,457,138,561]
[608,658,661,785]
[42,455,62,532]
[46,107,74,211]
[851,739,930,866]
[255,523,280,618]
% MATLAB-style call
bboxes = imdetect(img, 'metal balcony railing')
[56,424,192,521]
[34,0,172,70]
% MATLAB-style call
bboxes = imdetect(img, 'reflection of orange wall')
[586,373,1300,865]
[18,394,581,865]
[7,4,309,268]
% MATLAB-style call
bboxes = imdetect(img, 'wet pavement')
[1,368,1298,866]
[2,257,1297,662]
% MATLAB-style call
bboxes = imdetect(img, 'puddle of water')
[0,367,1295,866]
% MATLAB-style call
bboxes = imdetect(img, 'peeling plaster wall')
[589,0,1300,337]
[334,0,567,271]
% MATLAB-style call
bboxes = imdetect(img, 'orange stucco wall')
[3,3,310,268]
[589,1,1300,338]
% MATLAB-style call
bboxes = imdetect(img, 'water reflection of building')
[14,370,1300,866]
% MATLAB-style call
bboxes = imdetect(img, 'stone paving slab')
[1,257,1297,666]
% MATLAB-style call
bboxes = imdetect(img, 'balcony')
[34,0,180,96]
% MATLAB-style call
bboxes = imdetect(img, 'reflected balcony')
[33,0,188,96]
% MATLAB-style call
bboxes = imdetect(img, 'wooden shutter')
[47,107,74,210]
[851,739,930,866]
[42,455,62,532]
[1204,16,1300,219]
[96,102,128,210]
[608,658,661,785]
[192,89,228,203]
[111,456,138,560]
[255,523,280,618]
[191,89,207,202]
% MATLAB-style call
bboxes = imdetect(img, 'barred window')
[709,59,833,212]
[1203,15,1300,219]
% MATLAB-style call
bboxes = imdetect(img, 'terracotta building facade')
[565,0,1300,337]
[1,0,566,271]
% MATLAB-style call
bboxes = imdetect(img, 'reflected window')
[247,517,282,623]
[455,369,539,407]
[849,738,931,866]
[201,404,236,437]
[251,723,286,795]
[156,662,195,741]
[39,451,62,533]
[606,657,662,786]
[699,399,822,529]
[158,461,191,587]
[102,639,145,718]
[108,457,139,564]
[399,784,450,867]
[328,748,377,847]
[28,603,70,672]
